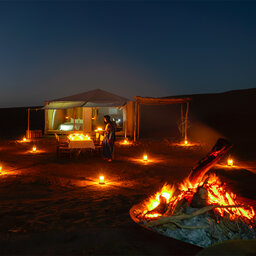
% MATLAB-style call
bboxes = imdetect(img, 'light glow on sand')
[143,154,148,161]
[120,139,132,145]
[32,146,37,152]
[17,136,30,143]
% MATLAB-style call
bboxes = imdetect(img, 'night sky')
[0,1,256,107]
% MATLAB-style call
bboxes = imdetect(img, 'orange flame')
[144,174,255,221]
[144,184,175,212]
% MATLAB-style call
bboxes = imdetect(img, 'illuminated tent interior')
[43,89,134,137]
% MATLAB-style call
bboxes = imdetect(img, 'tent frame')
[133,97,192,142]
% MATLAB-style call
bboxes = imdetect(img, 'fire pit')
[130,139,256,248]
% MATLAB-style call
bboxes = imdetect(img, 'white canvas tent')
[44,89,134,137]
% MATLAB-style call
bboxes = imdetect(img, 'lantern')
[0,166,2,173]
[143,154,148,161]
[99,176,105,185]
[184,140,188,145]
[227,159,234,167]
[23,137,27,142]
[32,146,37,152]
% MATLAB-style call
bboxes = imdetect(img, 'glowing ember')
[32,146,37,152]
[143,155,148,161]
[99,176,105,185]
[68,133,91,141]
[227,159,234,166]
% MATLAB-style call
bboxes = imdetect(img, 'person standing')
[102,115,116,162]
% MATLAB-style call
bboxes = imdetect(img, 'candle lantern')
[227,159,234,166]
[143,154,148,161]
[99,176,105,185]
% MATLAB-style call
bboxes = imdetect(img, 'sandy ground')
[0,137,255,255]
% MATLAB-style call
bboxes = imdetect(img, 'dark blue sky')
[0,1,256,107]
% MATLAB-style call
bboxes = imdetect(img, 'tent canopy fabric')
[134,96,191,105]
[44,89,130,109]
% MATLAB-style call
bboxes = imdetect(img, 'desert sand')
[0,88,255,255]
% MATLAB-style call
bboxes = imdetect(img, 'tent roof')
[44,89,130,109]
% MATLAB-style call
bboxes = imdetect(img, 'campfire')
[130,139,256,247]
[68,133,91,141]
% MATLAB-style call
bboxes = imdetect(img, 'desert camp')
[1,1,256,256]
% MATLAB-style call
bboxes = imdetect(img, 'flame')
[99,176,105,184]
[68,133,91,141]
[32,146,37,152]
[145,184,175,212]
[95,127,103,132]
[227,159,234,166]
[23,137,27,142]
[143,155,148,161]
[120,139,131,145]
[184,140,188,145]
[143,174,255,221]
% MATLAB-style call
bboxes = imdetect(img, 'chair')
[55,133,71,158]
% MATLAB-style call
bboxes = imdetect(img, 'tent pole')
[27,108,30,139]
[134,101,138,142]
[181,103,184,138]
[137,103,140,140]
[184,102,189,141]
[124,105,127,139]
[73,108,76,131]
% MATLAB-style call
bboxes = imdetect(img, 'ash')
[151,207,256,248]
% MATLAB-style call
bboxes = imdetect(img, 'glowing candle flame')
[184,140,188,145]
[227,159,234,166]
[143,155,148,161]
[124,140,128,144]
[99,176,105,185]
[23,137,27,142]
[32,146,37,152]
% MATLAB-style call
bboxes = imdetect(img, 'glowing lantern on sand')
[32,146,37,152]
[23,137,27,142]
[99,176,105,185]
[0,166,2,174]
[227,158,234,166]
[143,154,148,161]
[184,140,188,145]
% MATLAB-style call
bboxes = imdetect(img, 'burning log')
[190,186,208,208]
[146,205,244,227]
[144,195,168,217]
[188,138,232,184]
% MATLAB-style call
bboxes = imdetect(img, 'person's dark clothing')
[102,121,115,160]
